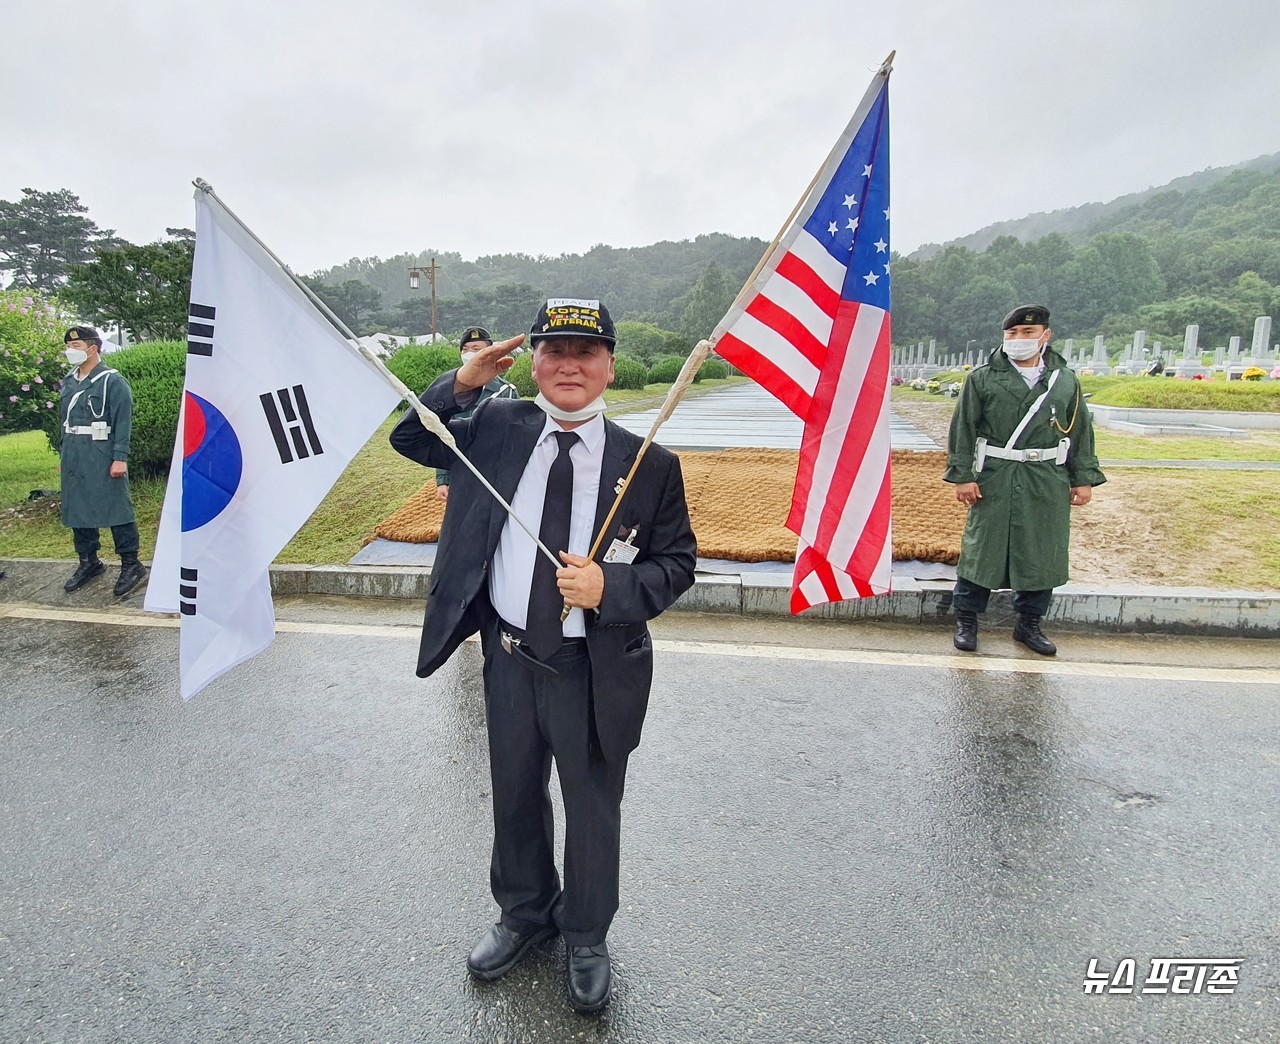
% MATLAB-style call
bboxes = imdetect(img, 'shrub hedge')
[648,355,697,384]
[505,353,537,397]
[1081,376,1280,412]
[698,358,728,380]
[385,345,461,394]
[0,289,65,436]
[611,355,648,390]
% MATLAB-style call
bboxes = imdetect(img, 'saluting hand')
[556,551,604,611]
[454,334,524,394]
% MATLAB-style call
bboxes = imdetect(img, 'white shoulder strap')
[1004,369,1060,450]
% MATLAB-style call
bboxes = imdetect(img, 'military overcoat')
[58,361,136,528]
[944,347,1106,591]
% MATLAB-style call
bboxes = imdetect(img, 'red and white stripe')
[715,227,893,612]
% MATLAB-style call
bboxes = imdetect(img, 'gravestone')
[927,339,937,365]
[1229,336,1241,359]
[1252,316,1272,360]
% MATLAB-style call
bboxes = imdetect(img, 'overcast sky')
[6,0,1278,274]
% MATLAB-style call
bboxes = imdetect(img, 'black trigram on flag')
[260,385,324,464]
[180,567,197,616]
[188,304,216,356]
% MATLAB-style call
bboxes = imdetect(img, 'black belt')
[498,619,587,675]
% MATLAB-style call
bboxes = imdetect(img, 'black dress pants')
[953,576,1052,617]
[72,523,139,558]
[480,615,628,947]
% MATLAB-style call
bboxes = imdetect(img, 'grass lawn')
[1092,429,1280,462]
[0,430,62,508]
[0,377,748,564]
[1149,470,1280,589]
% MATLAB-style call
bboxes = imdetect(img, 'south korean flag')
[146,187,402,700]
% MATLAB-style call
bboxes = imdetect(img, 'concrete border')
[4,557,1278,638]
[1088,403,1280,431]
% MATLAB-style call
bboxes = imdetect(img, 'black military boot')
[1013,614,1057,656]
[113,555,147,597]
[953,610,978,652]
[65,554,105,592]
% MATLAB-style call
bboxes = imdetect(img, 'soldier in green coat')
[944,305,1106,655]
[433,327,520,502]
[58,327,147,597]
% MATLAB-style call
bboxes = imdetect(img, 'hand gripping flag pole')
[191,180,560,570]
[560,337,713,621]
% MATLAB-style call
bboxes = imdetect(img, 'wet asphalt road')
[2,602,1279,1043]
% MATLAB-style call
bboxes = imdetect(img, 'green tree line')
[6,160,1280,355]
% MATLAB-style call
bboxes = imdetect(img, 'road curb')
[4,557,1278,638]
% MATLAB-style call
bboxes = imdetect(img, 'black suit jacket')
[389,370,697,761]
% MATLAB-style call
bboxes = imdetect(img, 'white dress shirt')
[1015,357,1046,388]
[490,412,606,637]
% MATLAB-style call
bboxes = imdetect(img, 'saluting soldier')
[433,326,520,502]
[944,305,1106,655]
[58,327,147,597]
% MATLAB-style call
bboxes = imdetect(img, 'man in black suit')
[389,298,696,1013]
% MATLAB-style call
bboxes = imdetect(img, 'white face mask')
[1003,338,1043,361]
[460,350,480,363]
[534,391,607,423]
[65,347,90,366]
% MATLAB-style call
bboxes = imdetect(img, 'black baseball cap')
[528,298,616,349]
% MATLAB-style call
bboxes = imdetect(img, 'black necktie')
[525,430,578,660]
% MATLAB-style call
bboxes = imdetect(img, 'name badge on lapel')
[603,526,640,564]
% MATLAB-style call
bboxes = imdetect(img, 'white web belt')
[973,369,1071,473]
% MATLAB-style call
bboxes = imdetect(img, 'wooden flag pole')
[561,338,713,621]
[192,180,561,570]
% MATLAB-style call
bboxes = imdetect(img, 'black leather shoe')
[466,922,558,982]
[1013,614,1057,656]
[567,942,611,1013]
[953,611,978,652]
[64,555,105,592]
[113,557,147,597]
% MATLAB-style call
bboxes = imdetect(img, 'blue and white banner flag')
[145,188,401,699]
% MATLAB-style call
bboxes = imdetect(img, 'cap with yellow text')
[529,298,616,349]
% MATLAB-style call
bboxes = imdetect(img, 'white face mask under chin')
[1003,338,1043,361]
[534,392,607,423]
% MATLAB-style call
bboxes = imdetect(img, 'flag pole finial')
[881,50,895,74]
[193,178,214,194]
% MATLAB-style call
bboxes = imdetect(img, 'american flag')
[714,67,893,613]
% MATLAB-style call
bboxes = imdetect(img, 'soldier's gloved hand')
[454,334,524,393]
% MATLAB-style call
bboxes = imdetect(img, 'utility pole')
[408,256,443,341]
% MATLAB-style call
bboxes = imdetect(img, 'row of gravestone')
[892,317,1279,379]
